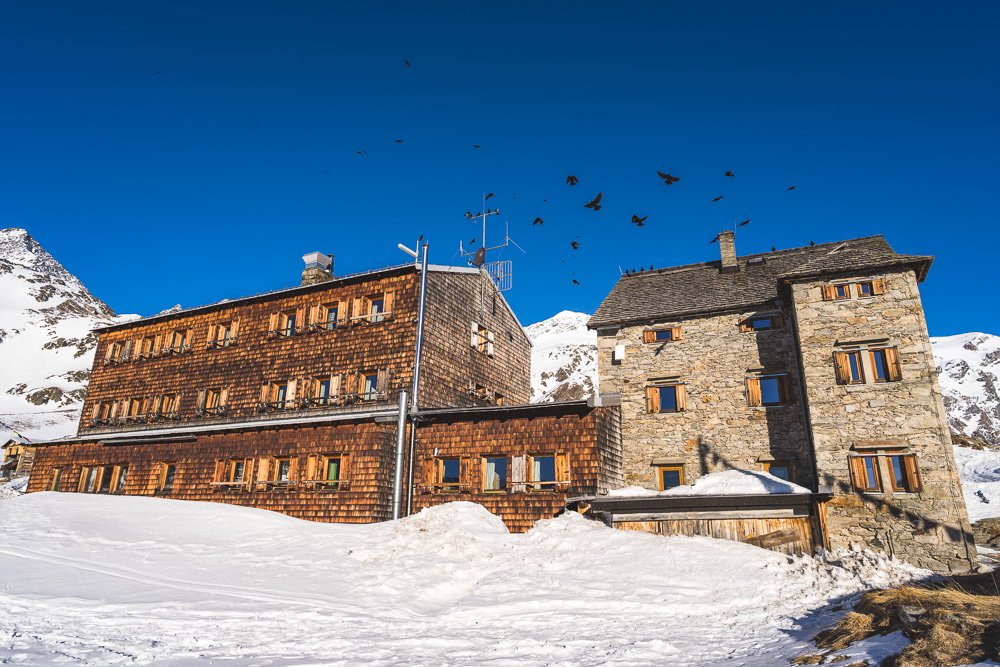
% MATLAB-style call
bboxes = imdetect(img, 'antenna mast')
[458,194,523,292]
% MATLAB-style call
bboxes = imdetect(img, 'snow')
[526,311,598,402]
[954,445,1000,523]
[931,332,1000,446]
[606,469,811,497]
[0,493,924,665]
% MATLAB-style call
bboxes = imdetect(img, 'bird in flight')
[771,245,777,252]
[469,238,476,245]
[809,240,816,246]
[711,196,724,202]
[485,193,495,201]
[737,219,750,227]
[356,150,367,156]
[584,193,603,211]
[472,144,481,149]
[657,171,680,185]
[532,217,544,225]
[787,185,797,191]
[631,214,648,227]
[570,240,580,250]
[709,235,720,244]
[404,59,412,68]
[394,139,404,143]
[566,175,579,186]
[724,171,734,177]
[572,279,580,285]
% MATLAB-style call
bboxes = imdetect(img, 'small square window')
[659,386,679,412]
[276,459,291,482]
[758,377,783,406]
[484,457,507,491]
[763,461,792,482]
[657,466,684,490]
[531,455,556,490]
[745,316,774,331]
[654,329,673,341]
[834,284,851,299]
[857,281,874,297]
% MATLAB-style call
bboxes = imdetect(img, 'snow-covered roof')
[606,470,811,498]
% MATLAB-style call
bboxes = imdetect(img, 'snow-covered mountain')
[526,311,598,402]
[0,228,134,442]
[931,332,1000,447]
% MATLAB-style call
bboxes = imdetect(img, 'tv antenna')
[459,194,524,291]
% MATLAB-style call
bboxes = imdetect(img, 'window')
[835,284,851,299]
[369,296,385,323]
[746,375,790,407]
[198,388,228,416]
[231,460,245,483]
[857,281,873,297]
[269,310,299,337]
[323,457,342,485]
[870,348,902,383]
[259,381,297,410]
[849,455,881,492]
[762,460,793,482]
[315,377,332,405]
[48,468,62,491]
[90,401,115,426]
[275,458,292,482]
[167,329,189,353]
[276,384,289,406]
[78,466,99,493]
[642,328,682,343]
[104,340,133,364]
[739,314,781,332]
[301,454,347,490]
[470,322,496,357]
[98,466,115,493]
[361,373,379,401]
[645,384,687,413]
[529,455,556,491]
[657,466,685,490]
[157,463,176,494]
[823,280,884,301]
[324,304,339,330]
[433,458,462,493]
[114,466,128,493]
[140,335,159,359]
[887,454,920,493]
[483,457,507,492]
[157,393,181,418]
[834,351,866,385]
[350,292,393,324]
[208,321,237,348]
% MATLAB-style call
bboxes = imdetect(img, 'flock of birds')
[350,59,803,287]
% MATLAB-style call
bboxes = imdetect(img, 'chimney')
[718,230,738,273]
[301,252,334,285]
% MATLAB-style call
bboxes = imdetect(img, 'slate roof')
[588,235,933,329]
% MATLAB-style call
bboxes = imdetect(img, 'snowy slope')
[932,332,1000,446]
[0,228,134,442]
[0,493,922,665]
[526,311,598,402]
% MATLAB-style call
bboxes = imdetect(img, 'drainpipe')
[405,240,430,516]
[391,390,408,520]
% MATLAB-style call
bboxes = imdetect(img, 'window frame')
[48,468,62,491]
[642,327,682,343]
[887,454,921,493]
[746,374,791,408]
[482,456,508,493]
[156,462,177,495]
[645,383,687,414]
[762,460,794,482]
[849,455,882,493]
[656,465,685,491]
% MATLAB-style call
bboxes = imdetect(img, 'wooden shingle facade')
[27,256,621,532]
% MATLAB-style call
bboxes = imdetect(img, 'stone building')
[27,252,622,530]
[589,233,977,572]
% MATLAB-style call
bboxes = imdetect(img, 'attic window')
[747,257,766,266]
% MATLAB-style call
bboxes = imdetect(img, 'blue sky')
[1,2,998,334]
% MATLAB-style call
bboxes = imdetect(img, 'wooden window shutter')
[295,307,306,331]
[642,330,656,343]
[196,390,207,410]
[340,455,351,481]
[151,395,162,414]
[821,284,836,301]
[307,305,319,327]
[134,337,143,357]
[338,300,349,324]
[383,290,394,315]
[351,298,364,322]
[871,278,885,295]
[903,455,921,492]
[259,383,271,403]
[104,341,115,361]
[471,322,479,348]
[645,386,660,413]
[344,373,357,397]
[424,458,437,487]
[833,352,851,385]
[173,393,182,412]
[206,324,217,344]
[377,368,388,393]
[511,455,526,493]
[555,453,571,483]
[214,460,226,483]
[675,384,687,411]
[286,380,298,403]
[243,459,255,490]
[257,457,270,482]
[738,319,751,333]
[884,347,902,381]
[487,331,495,357]
[90,403,100,419]
[671,327,683,341]
[219,387,229,407]
[230,319,240,339]
[330,374,341,398]
[849,456,865,490]
[781,375,795,403]
[268,312,279,333]
[77,467,87,492]
[289,457,300,481]
[746,378,762,407]
[305,455,318,482]
[153,334,163,352]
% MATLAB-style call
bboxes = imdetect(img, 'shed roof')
[588,235,932,329]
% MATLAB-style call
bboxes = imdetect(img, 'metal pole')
[391,389,408,520]
[405,240,430,516]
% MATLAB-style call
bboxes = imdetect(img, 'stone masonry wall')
[595,305,813,489]
[790,269,977,573]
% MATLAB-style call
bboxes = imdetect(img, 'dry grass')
[808,577,1000,666]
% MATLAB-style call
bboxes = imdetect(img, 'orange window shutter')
[352,298,364,321]
[849,457,864,490]
[746,378,762,407]
[330,374,341,398]
[383,290,394,314]
[305,455,317,481]
[259,384,270,403]
[308,305,319,326]
[676,384,687,411]
[821,285,836,301]
[196,390,207,410]
[645,386,660,413]
[672,327,683,341]
[214,460,226,483]
[286,379,298,403]
[377,368,388,392]
[295,307,306,330]
[833,352,851,385]
[885,347,902,381]
[257,457,270,482]
[90,403,100,419]
[289,457,299,481]
[268,312,279,332]
[230,319,240,339]
[555,453,570,482]
[338,300,349,324]
[206,324,216,344]
[871,278,885,295]
[219,387,229,407]
[642,330,655,343]
[104,341,115,361]
[903,455,921,492]
[243,459,255,490]
[340,455,351,481]
[738,319,751,333]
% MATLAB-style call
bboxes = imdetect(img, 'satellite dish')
[472,247,486,267]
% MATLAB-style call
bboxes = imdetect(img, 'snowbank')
[607,469,811,497]
[0,477,27,499]
[0,493,923,665]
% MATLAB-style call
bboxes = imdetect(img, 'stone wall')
[595,306,813,489]
[790,269,977,572]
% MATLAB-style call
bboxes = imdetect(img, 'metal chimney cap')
[302,252,333,270]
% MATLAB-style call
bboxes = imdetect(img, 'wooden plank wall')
[419,271,532,409]
[615,516,816,556]
[27,421,398,523]
[412,407,616,533]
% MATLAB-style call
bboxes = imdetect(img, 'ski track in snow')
[0,493,923,666]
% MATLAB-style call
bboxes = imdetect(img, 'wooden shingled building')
[26,251,623,530]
